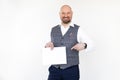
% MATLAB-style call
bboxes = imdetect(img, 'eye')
[67,12,71,14]
[62,12,65,15]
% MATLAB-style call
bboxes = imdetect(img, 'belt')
[58,66,62,69]
[53,65,78,70]
[54,65,63,69]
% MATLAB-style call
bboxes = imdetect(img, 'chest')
[51,26,78,46]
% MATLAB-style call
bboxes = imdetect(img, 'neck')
[62,22,70,28]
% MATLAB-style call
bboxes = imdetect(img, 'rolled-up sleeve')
[77,28,94,53]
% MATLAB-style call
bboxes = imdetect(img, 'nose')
[64,13,68,17]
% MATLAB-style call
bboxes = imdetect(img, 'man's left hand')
[71,43,85,51]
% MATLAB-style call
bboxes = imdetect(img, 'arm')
[71,27,93,52]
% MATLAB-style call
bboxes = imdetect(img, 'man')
[45,5,93,80]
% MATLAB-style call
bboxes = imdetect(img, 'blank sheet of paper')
[42,47,67,65]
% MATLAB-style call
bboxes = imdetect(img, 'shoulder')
[51,25,60,32]
[73,24,80,30]
[52,25,60,29]
[74,24,80,28]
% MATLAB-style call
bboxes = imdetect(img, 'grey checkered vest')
[51,24,80,69]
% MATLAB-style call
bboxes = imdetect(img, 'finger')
[51,46,54,50]
[45,45,48,48]
[71,46,74,50]
[45,44,50,48]
[71,46,76,50]
[50,44,54,50]
[50,45,53,50]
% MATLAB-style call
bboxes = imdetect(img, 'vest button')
[61,37,64,39]
[61,43,63,45]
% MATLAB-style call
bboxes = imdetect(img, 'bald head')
[60,5,72,13]
[59,5,73,24]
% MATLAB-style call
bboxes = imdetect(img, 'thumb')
[71,46,75,50]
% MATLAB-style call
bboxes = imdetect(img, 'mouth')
[63,17,69,19]
[63,17,70,20]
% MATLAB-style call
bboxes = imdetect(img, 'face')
[59,5,73,24]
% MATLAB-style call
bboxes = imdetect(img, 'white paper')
[42,47,67,65]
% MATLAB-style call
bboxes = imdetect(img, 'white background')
[0,0,120,80]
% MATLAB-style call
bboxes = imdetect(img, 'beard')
[62,17,71,24]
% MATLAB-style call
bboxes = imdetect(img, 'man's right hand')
[45,42,54,50]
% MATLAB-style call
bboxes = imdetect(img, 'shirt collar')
[59,22,74,27]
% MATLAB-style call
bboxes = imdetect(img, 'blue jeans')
[48,65,80,80]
